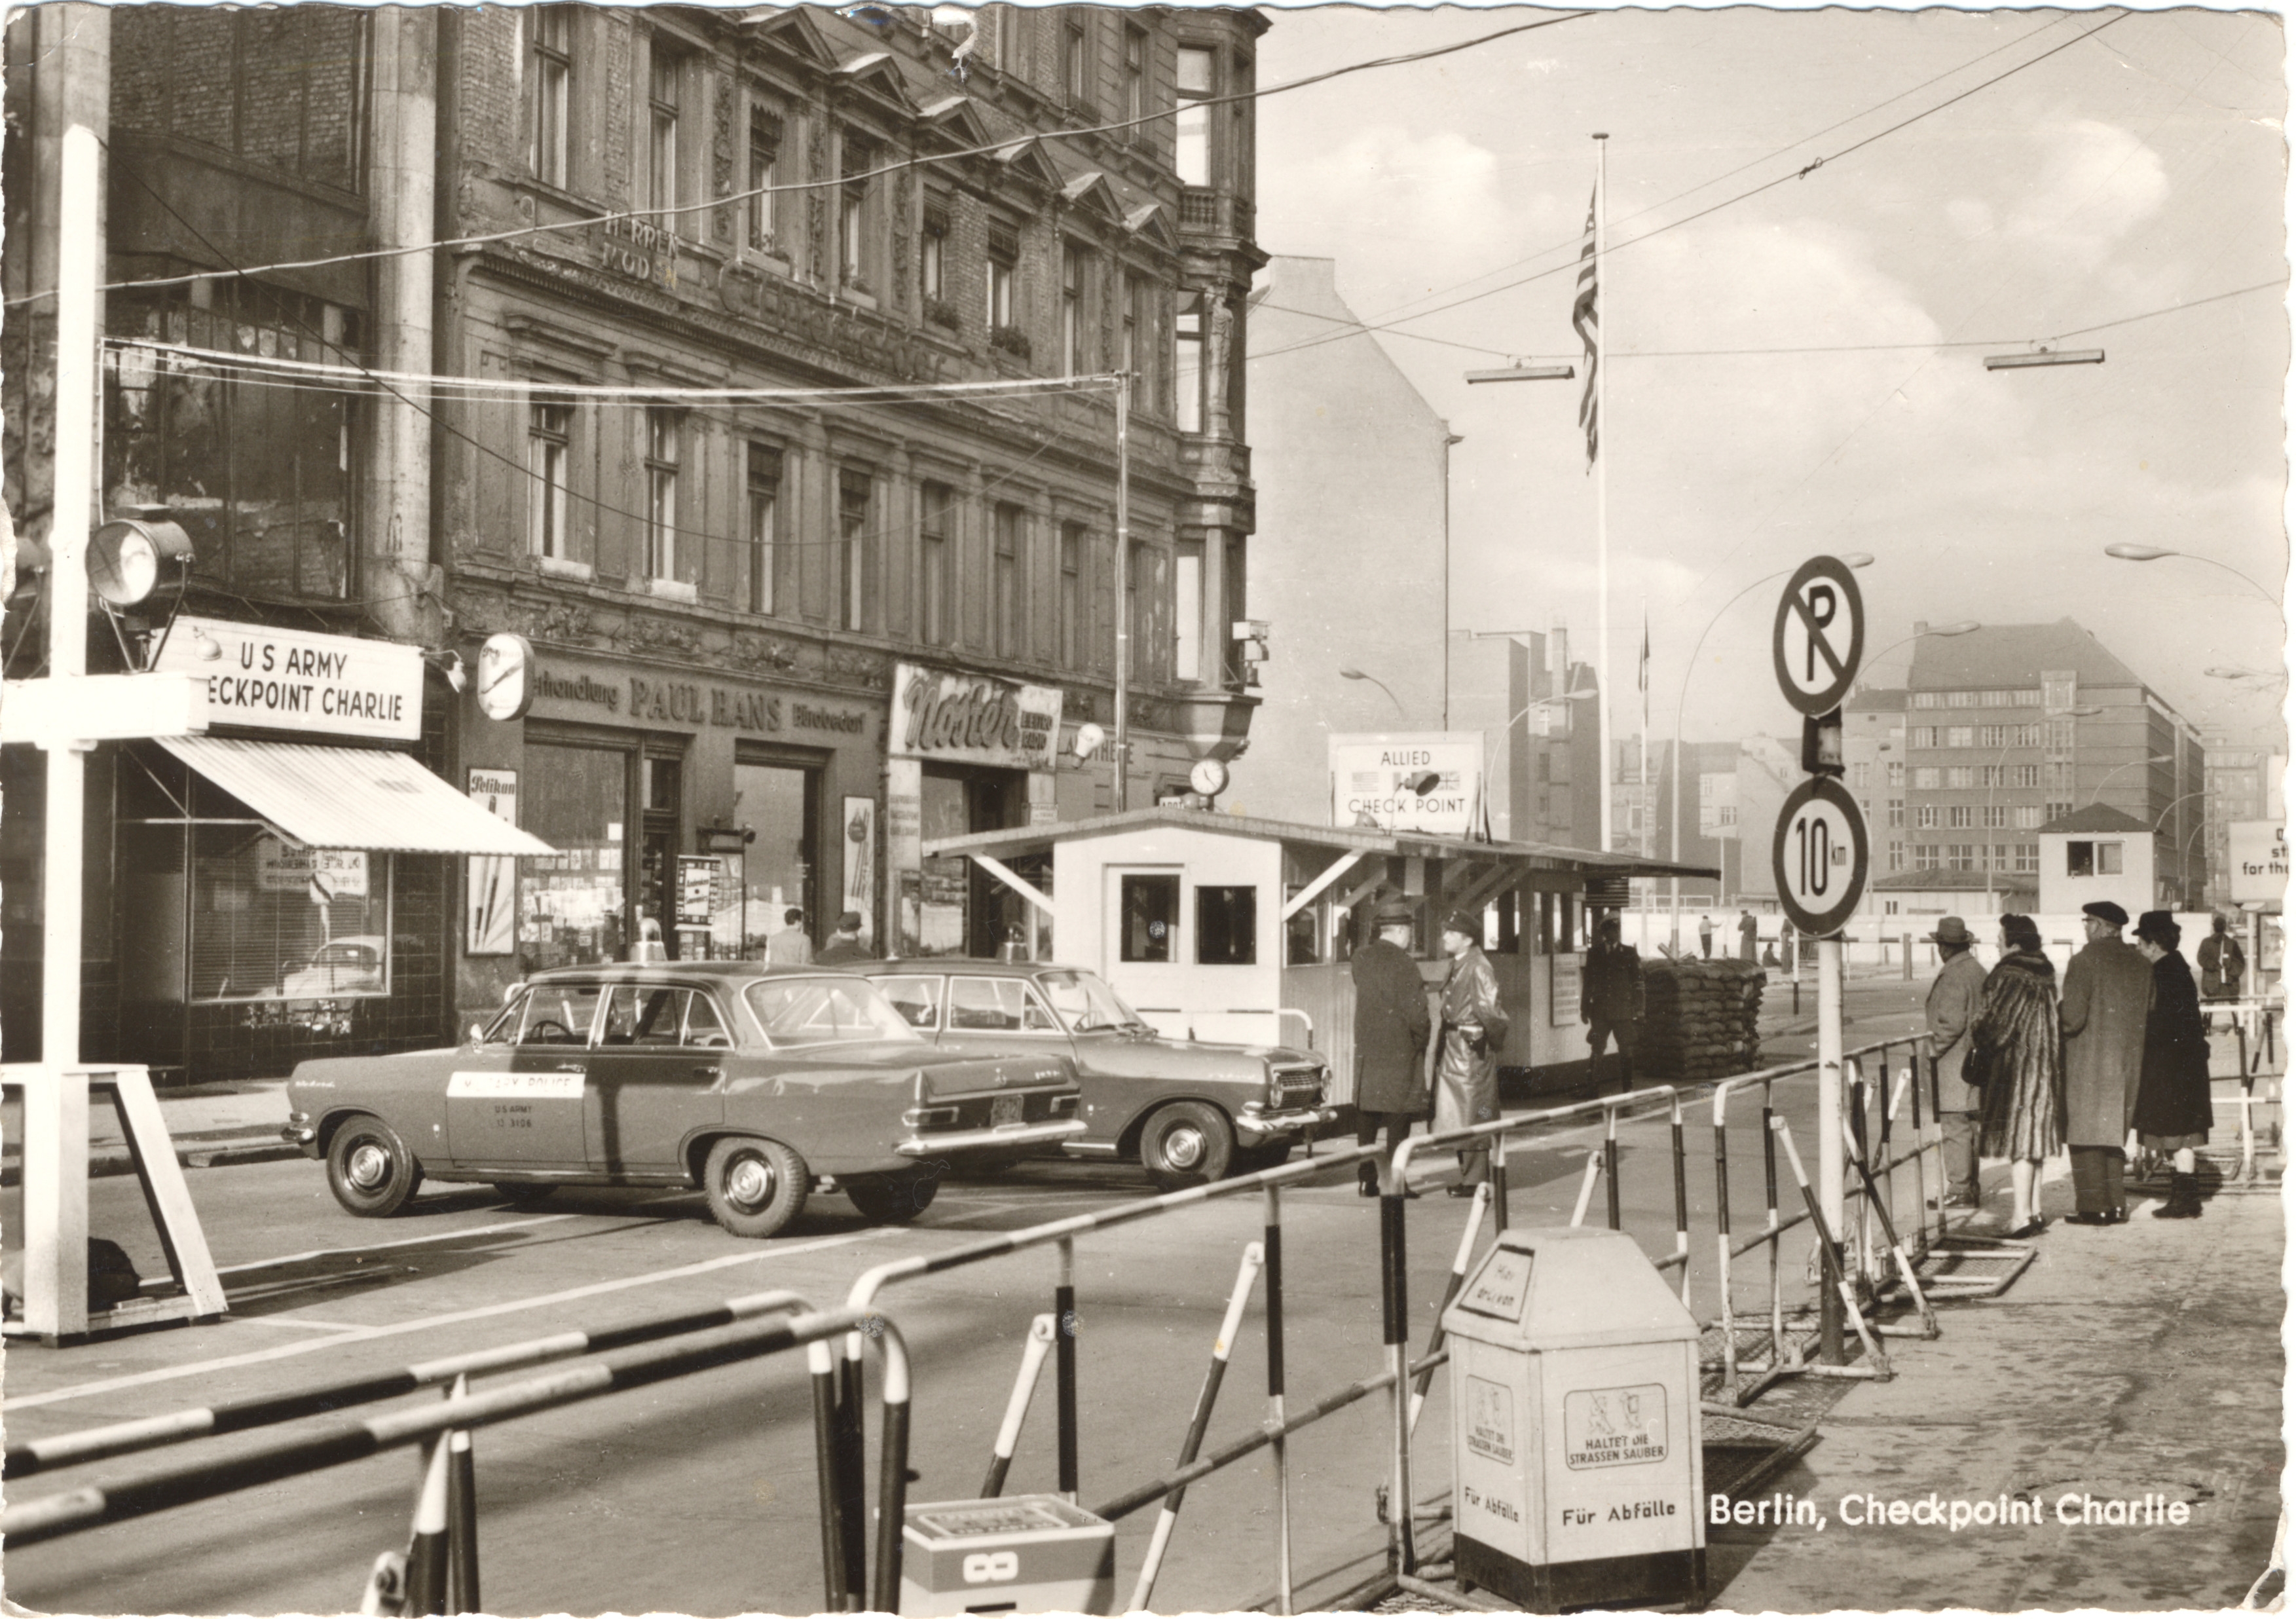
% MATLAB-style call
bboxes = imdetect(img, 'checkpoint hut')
[924,807,1716,1102]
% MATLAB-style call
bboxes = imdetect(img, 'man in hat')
[817,910,876,965]
[1582,914,1644,1095]
[1434,910,1509,1195]
[2060,899,2152,1223]
[1924,916,1988,1210]
[2198,911,2247,1030]
[1352,902,1433,1197]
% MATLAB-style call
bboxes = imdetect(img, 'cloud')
[2001,118,2170,269]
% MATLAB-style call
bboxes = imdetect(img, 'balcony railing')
[1177,187,1254,241]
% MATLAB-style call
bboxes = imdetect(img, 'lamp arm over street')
[2103,544,2282,610]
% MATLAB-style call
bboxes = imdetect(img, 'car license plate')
[991,1093,1024,1126]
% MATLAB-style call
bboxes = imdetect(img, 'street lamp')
[2153,788,2209,908]
[1667,555,1874,947]
[2089,752,2174,808]
[1864,620,1980,670]
[2104,544,2280,608]
[1339,665,1406,720]
[1983,346,2105,370]
[1477,687,1596,841]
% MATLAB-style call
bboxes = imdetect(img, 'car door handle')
[555,1063,586,1073]
[692,1065,723,1079]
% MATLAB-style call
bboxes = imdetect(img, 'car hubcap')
[726,1154,775,1210]
[1164,1125,1206,1170]
[347,1143,392,1191]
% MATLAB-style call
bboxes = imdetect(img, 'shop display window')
[521,742,630,970]
[186,825,392,1003]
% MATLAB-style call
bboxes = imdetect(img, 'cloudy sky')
[1250,5,2288,748]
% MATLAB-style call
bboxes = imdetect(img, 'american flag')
[1571,185,1599,469]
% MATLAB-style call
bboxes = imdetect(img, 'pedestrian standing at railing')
[1972,913,2065,1240]
[2199,912,2247,1032]
[2132,910,2212,1220]
[1434,910,1509,1197]
[1923,916,1988,1212]
[2060,900,2152,1226]
[1352,901,1433,1199]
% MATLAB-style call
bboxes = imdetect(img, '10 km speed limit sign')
[1771,777,1869,937]
[1771,556,1865,717]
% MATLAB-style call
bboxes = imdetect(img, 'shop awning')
[157,735,555,857]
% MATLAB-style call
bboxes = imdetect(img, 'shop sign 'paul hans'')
[889,661,1064,772]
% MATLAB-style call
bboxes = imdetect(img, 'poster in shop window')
[467,769,519,956]
[842,796,876,938]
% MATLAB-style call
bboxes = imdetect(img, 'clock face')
[475,632,534,722]
[1189,758,1228,797]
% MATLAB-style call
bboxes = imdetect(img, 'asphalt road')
[3,993,1932,1616]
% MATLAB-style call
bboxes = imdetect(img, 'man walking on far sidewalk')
[1923,916,1988,1210]
[2060,899,2151,1224]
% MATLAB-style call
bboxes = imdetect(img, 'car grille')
[1271,1063,1326,1104]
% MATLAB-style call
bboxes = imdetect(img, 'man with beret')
[1434,910,1509,1195]
[817,910,876,965]
[2060,899,2153,1223]
[1923,917,1988,1210]
[1352,901,1434,1197]
[1582,913,1644,1095]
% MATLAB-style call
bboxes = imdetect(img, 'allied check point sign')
[1771,555,1866,718]
[1772,776,1869,937]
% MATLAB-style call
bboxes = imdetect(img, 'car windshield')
[1035,969,1149,1033]
[744,975,923,1047]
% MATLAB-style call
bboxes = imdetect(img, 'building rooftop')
[1905,618,2150,694]
[1874,868,2039,893]
[2039,802,2151,835]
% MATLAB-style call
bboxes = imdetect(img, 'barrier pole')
[1817,935,1846,1364]
[2241,1073,2257,1183]
[1381,1145,1415,1575]
[1713,1092,1737,1394]
[1848,1067,1873,1285]
[1604,1105,1623,1231]
[1762,1080,1785,1365]
[834,1326,869,1605]
[979,1316,1057,1498]
[1264,1182,1293,1618]
[1670,1094,1692,1306]
[1408,1182,1489,1436]
[1055,1237,1079,1502]
[1771,1117,1889,1376]
[810,1337,849,1614]
[441,1376,479,1616]
[1491,1132,1511,1232]
[1839,1115,1938,1335]
[404,1428,453,1617]
[1568,1147,1602,1227]
[1129,1242,1265,1610]
[867,1317,916,1616]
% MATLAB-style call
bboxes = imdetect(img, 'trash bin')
[1441,1225,1706,1610]
[898,1495,1115,1616]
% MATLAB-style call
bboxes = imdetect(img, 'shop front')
[458,648,883,1013]
[886,661,1065,959]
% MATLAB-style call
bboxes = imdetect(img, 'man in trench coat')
[1352,901,1433,1197]
[1923,916,1988,1208]
[1434,910,1509,1194]
[2060,899,2153,1223]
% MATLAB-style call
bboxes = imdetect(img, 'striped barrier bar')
[5,1287,817,1479]
[979,1314,1057,1498]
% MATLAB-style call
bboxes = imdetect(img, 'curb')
[0,1139,303,1188]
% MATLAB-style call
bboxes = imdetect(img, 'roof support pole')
[966,853,1055,917]
[1282,852,1366,921]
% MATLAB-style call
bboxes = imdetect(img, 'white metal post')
[1817,935,1846,1360]
[1111,379,1131,811]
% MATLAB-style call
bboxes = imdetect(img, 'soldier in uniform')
[1434,910,1509,1195]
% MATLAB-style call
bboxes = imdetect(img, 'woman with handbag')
[1972,914,2067,1239]
[2132,911,2212,1219]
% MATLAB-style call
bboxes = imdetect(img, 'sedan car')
[283,963,1084,1238]
[852,959,1333,1190]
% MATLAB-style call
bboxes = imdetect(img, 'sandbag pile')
[1638,958,1766,1080]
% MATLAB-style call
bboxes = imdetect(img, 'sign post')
[1772,559,1869,1366]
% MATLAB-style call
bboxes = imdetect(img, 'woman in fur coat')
[2132,911,2213,1219]
[1973,914,2066,1238]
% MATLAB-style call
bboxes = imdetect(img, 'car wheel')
[326,1116,424,1218]
[492,1182,558,1204]
[1232,1142,1293,1175]
[1140,1101,1234,1191]
[845,1166,943,1225]
[702,1137,808,1239]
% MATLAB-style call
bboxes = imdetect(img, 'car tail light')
[902,1104,960,1129]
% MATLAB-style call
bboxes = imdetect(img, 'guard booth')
[923,808,1713,1100]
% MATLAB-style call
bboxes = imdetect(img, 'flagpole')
[1593,132,1612,865]
[1638,595,1650,927]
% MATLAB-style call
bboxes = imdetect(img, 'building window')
[1913,767,1940,790]
[1849,762,1870,789]
[1946,691,1976,708]
[1174,538,1203,681]
[1946,725,1974,748]
[2012,764,2040,787]
[644,408,681,581]
[840,132,875,290]
[1946,844,1976,871]
[2046,800,2073,822]
[919,481,953,646]
[1122,274,1146,406]
[1980,804,2008,829]
[185,831,394,1003]
[1124,540,1144,677]
[1916,805,1938,830]
[1945,767,1973,789]
[2098,841,2124,874]
[748,108,781,253]
[1887,798,1905,829]
[1887,761,1904,788]
[527,394,572,561]
[1716,804,1738,828]
[1948,806,1972,829]
[1175,292,1204,432]
[920,201,950,320]
[2043,674,2077,711]
[987,219,1018,339]
[1123,25,1147,138]
[1908,726,1935,749]
[2014,805,2042,830]
[838,469,871,632]
[1911,692,1940,709]
[2068,841,2093,876]
[1887,840,1905,871]
[746,443,780,614]
[1062,244,1087,377]
[2016,844,2039,873]
[1064,15,1090,109]
[1196,885,1257,965]
[2048,761,2075,791]
[1914,844,1938,870]
[2048,719,2077,751]
[529,5,572,187]
[648,41,682,222]
[1059,522,1084,668]
[993,503,1022,657]
[1176,45,1213,185]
